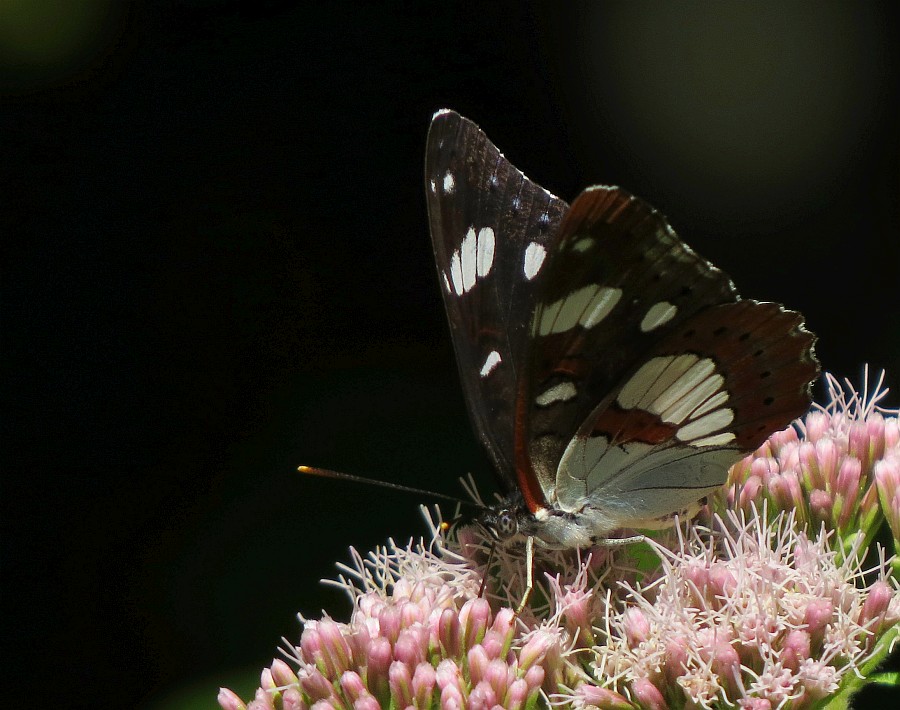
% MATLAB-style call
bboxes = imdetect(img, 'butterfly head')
[474,495,527,544]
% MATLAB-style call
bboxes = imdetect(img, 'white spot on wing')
[581,287,622,328]
[640,301,678,332]
[480,350,502,377]
[617,355,699,410]
[537,285,622,335]
[690,432,736,447]
[676,408,735,442]
[658,372,725,424]
[535,381,577,406]
[460,227,477,292]
[691,390,730,419]
[649,359,716,417]
[476,227,495,277]
[446,226,495,295]
[443,171,455,193]
[442,272,452,294]
[429,179,437,193]
[572,238,593,253]
[449,251,463,296]
[523,242,546,280]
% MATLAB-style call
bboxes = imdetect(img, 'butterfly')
[425,109,819,554]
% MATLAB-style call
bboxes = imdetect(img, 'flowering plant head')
[220,372,900,710]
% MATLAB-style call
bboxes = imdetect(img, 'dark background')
[4,1,898,707]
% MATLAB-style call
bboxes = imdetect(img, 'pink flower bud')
[218,688,247,710]
[750,457,776,484]
[772,426,800,450]
[340,671,367,702]
[809,488,833,525]
[885,419,900,449]
[270,659,298,687]
[740,698,772,710]
[437,608,461,658]
[399,601,422,629]
[768,473,791,512]
[388,660,413,708]
[814,438,839,485]
[867,414,887,461]
[574,683,633,710]
[797,442,821,489]
[875,458,900,514]
[518,629,555,669]
[739,475,764,509]
[260,668,276,691]
[632,678,667,710]
[683,561,710,597]
[249,687,276,710]
[467,644,490,684]
[837,457,862,498]
[780,630,811,670]
[378,606,402,645]
[301,670,336,702]
[310,700,338,710]
[491,607,516,640]
[394,627,427,668]
[281,687,306,710]
[365,636,392,698]
[412,662,437,708]
[802,598,833,645]
[319,620,353,676]
[485,658,513,701]
[848,423,871,470]
[300,626,325,672]
[859,580,894,635]
[804,411,829,442]
[523,665,545,692]
[559,586,593,635]
[505,678,529,710]
[435,659,463,693]
[353,697,380,710]
[459,598,491,649]
[708,565,737,602]
[623,608,650,647]
[712,642,741,694]
[440,684,465,710]
[480,630,504,659]
[470,681,499,710]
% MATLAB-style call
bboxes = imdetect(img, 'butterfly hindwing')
[425,110,568,484]
[553,299,818,526]
[520,186,741,500]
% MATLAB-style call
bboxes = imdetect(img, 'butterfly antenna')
[298,466,472,506]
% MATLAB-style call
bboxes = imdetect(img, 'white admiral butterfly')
[425,109,819,552]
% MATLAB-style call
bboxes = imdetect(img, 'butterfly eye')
[495,510,518,539]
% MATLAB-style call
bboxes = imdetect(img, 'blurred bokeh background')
[4,1,898,707]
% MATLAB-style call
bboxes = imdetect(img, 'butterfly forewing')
[425,110,568,484]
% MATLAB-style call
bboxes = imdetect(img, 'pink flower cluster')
[589,510,899,709]
[218,525,592,710]
[725,371,900,550]
[220,372,900,710]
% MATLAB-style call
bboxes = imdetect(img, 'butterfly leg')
[595,534,645,546]
[515,535,536,616]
